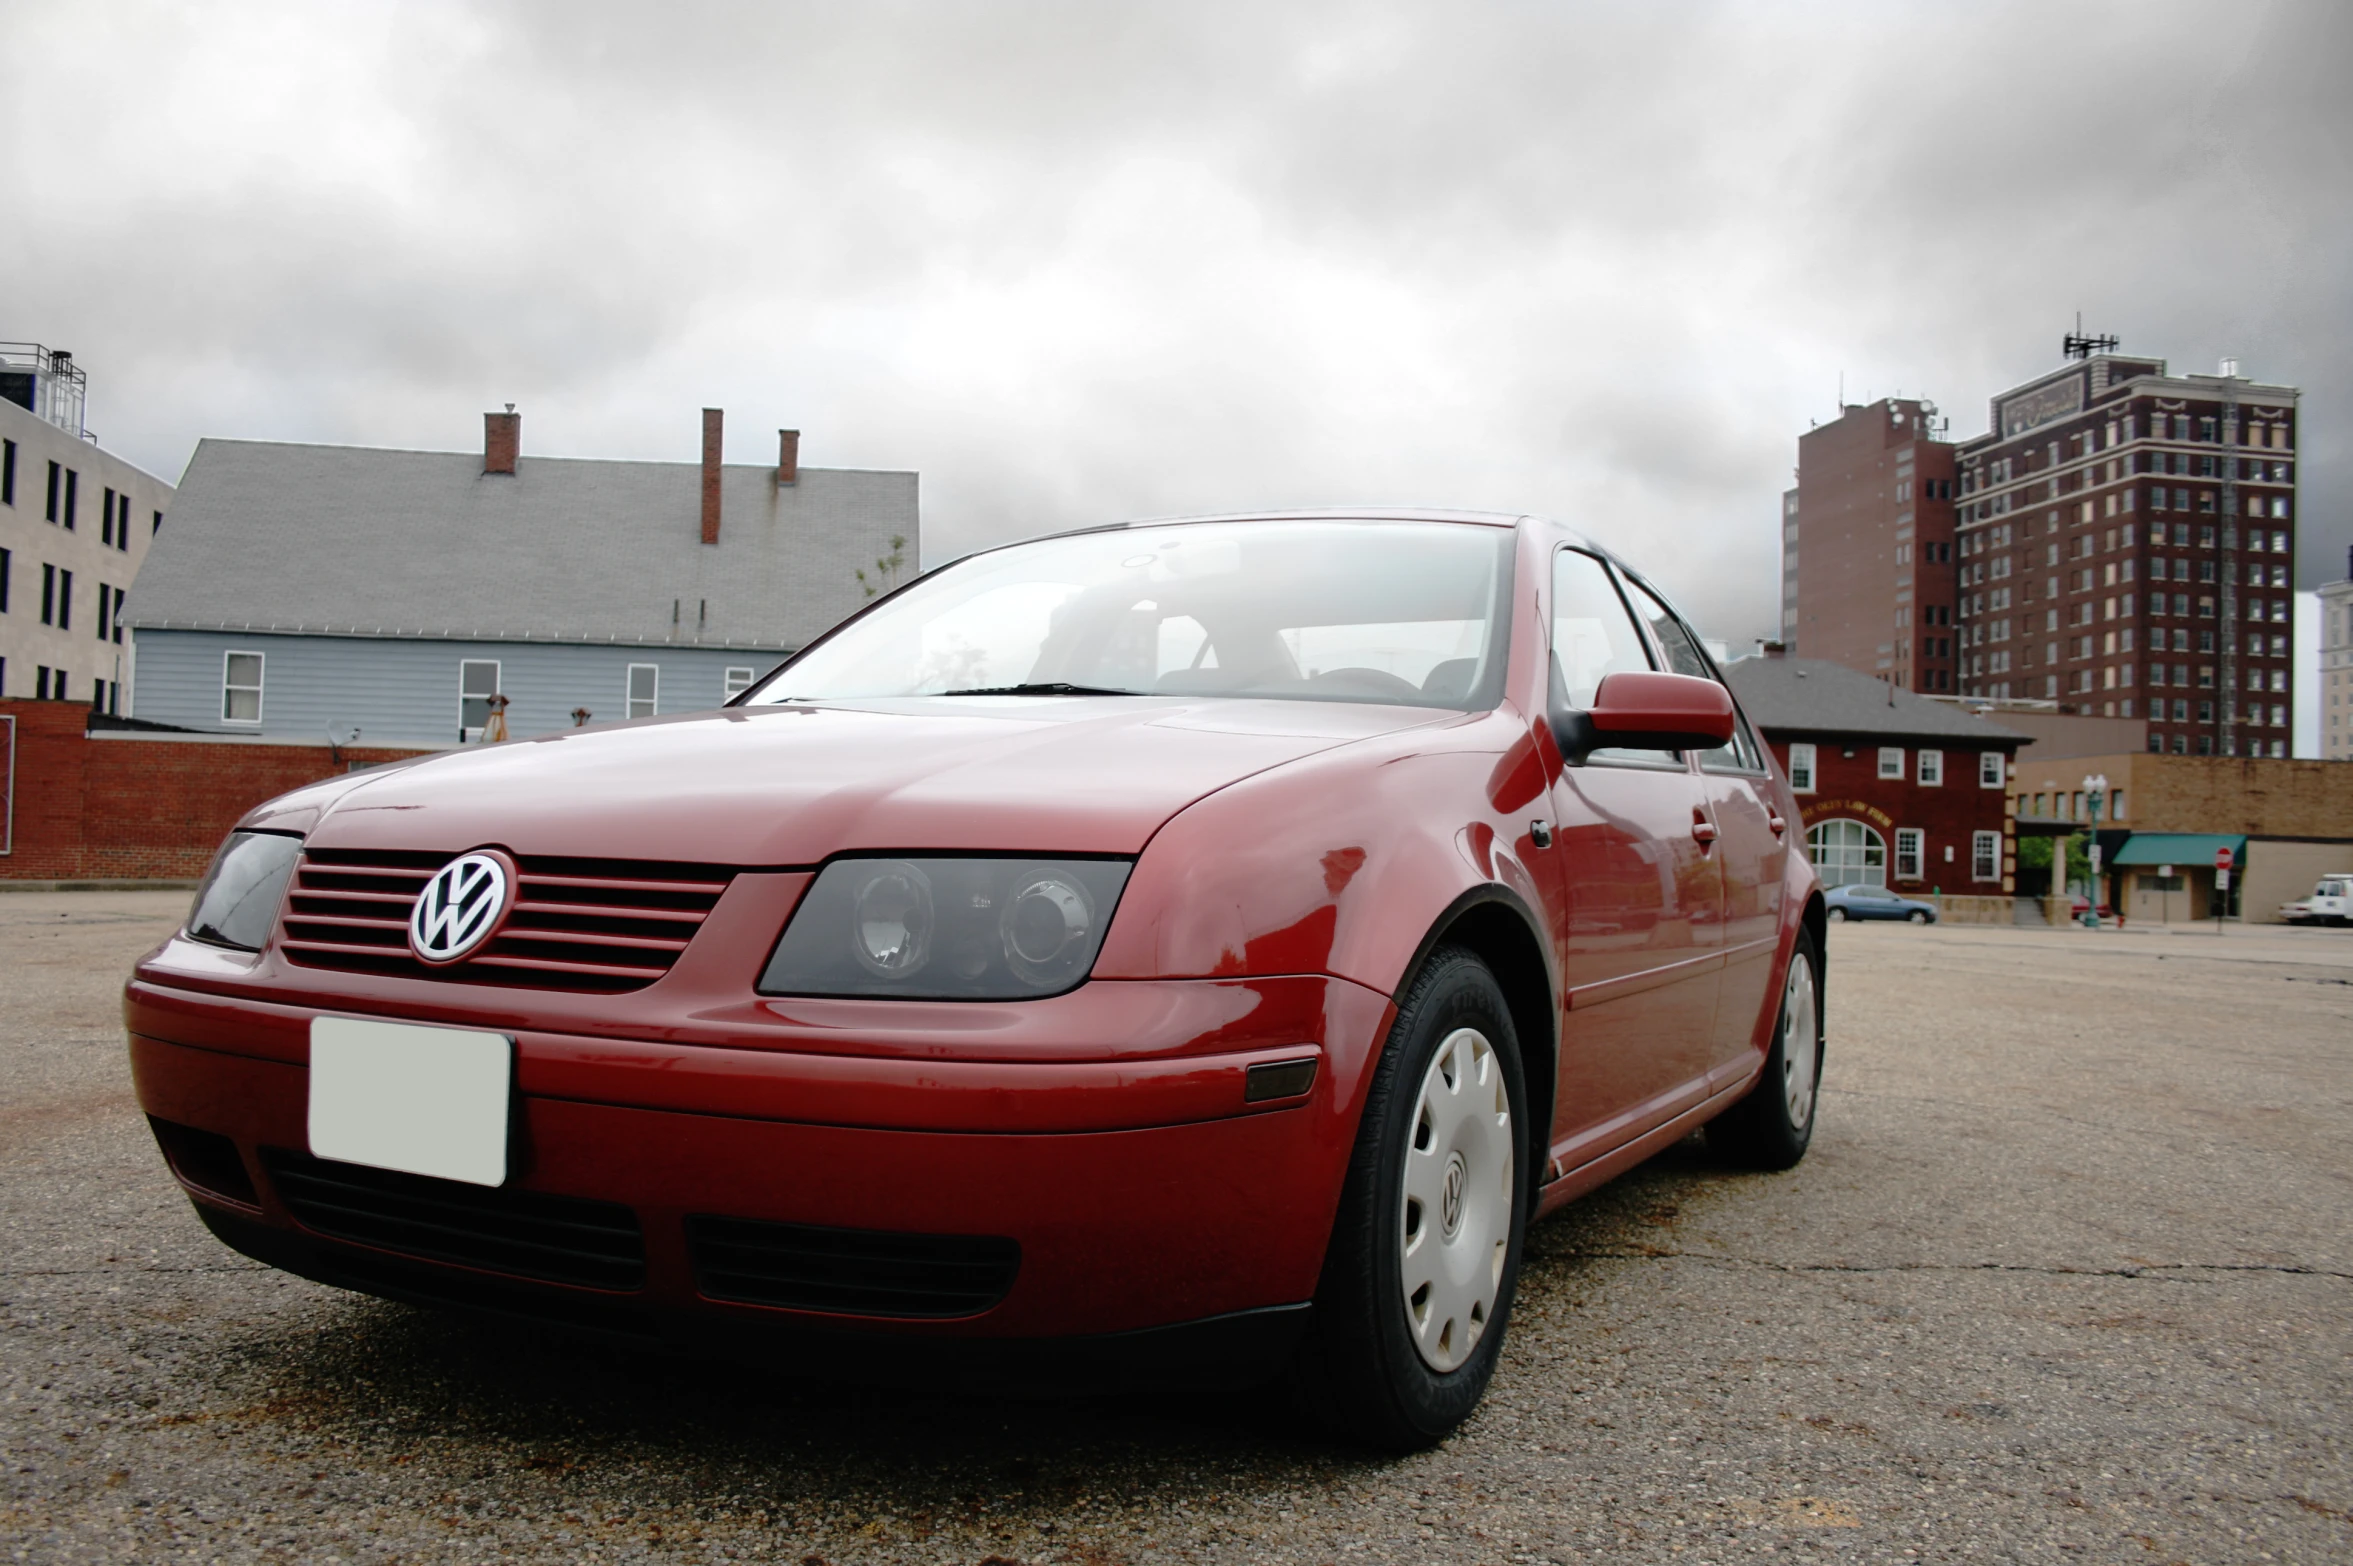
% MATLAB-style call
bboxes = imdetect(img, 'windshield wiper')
[936,682,1141,698]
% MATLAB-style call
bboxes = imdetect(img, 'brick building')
[1952,349,2301,758]
[1725,651,2027,894]
[1780,398,1959,690]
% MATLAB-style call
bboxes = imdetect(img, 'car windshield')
[746,519,1514,709]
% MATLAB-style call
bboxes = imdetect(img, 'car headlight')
[760,857,1131,999]
[186,830,304,952]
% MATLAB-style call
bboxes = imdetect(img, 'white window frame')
[1972,830,2000,882]
[1806,818,1887,889]
[1894,827,1924,882]
[724,665,757,700]
[458,659,501,741]
[221,649,264,725]
[1786,742,1816,793]
[1979,750,2006,788]
[1916,749,1943,787]
[626,662,659,720]
[1877,746,1905,780]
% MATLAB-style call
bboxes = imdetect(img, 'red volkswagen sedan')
[129,511,1823,1449]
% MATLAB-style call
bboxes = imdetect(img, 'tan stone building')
[2322,550,2351,761]
[2009,749,2353,923]
[1,343,174,711]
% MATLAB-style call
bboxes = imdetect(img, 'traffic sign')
[2215,846,2234,869]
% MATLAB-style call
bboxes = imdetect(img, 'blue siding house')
[124,413,917,747]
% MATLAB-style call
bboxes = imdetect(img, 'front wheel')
[1908,909,1930,924]
[1827,906,1848,922]
[1291,946,1528,1451]
[1706,926,1824,1171]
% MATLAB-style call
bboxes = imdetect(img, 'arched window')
[1807,818,1886,888]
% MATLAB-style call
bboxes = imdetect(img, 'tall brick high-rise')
[1952,348,2300,757]
[1781,398,1959,689]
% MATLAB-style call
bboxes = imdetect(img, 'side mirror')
[1551,670,1737,764]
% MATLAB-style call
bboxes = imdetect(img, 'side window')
[1550,548,1660,766]
[1621,575,1759,770]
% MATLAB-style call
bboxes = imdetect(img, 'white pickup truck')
[2279,875,2353,927]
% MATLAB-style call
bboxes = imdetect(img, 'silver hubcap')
[1780,955,1820,1132]
[1400,1027,1513,1373]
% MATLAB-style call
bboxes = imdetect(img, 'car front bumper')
[126,968,1394,1385]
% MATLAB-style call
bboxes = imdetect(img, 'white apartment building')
[0,344,173,710]
[2322,550,2353,761]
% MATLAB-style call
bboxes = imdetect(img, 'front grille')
[263,1149,646,1291]
[279,848,733,992]
[686,1214,1020,1319]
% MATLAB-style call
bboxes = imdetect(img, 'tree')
[856,535,909,599]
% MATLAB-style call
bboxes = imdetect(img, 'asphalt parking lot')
[4,890,2350,1564]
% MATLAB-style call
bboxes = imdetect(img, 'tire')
[1706,926,1824,1171]
[1826,906,1848,922]
[1290,945,1529,1451]
[1907,909,1929,924]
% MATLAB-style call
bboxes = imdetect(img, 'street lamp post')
[2080,772,2108,928]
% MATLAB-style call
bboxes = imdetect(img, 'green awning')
[2111,833,2247,868]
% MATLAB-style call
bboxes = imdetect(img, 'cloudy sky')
[6,0,2349,649]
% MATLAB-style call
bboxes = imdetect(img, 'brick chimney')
[700,408,723,545]
[777,428,800,486]
[484,406,519,474]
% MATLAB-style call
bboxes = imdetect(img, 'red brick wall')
[1,700,434,881]
[1767,732,2017,894]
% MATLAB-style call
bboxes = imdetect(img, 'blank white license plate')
[308,1017,513,1187]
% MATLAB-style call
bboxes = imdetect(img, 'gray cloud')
[5,0,2348,644]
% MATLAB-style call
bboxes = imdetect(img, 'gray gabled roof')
[1724,656,2031,748]
[125,438,919,651]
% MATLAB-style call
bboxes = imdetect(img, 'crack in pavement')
[1546,1249,2353,1282]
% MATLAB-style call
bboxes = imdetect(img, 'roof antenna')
[2063,310,2119,361]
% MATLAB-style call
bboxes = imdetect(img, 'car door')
[1540,547,1724,1168]
[1618,576,1787,1089]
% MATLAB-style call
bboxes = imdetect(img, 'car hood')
[295,697,1454,863]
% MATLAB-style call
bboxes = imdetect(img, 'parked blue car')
[1824,883,1939,923]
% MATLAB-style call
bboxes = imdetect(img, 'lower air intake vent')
[263,1150,645,1292]
[686,1214,1019,1319]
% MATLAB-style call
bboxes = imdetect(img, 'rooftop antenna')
[2062,311,2118,362]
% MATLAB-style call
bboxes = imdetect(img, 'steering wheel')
[1305,667,1423,700]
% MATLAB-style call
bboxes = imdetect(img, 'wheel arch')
[1799,886,1828,1003]
[1399,884,1557,1195]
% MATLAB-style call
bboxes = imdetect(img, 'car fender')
[1093,709,1550,1000]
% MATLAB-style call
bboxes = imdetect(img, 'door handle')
[1768,814,1787,836]
[1691,818,1719,845]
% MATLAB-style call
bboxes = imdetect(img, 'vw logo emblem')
[408,850,515,965]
